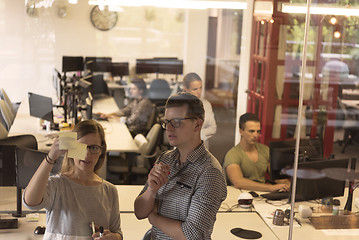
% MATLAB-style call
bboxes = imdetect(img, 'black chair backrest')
[0,135,38,150]
[148,79,171,106]
[92,75,109,96]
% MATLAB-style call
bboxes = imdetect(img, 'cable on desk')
[265,199,289,206]
[219,202,230,211]
[226,204,240,212]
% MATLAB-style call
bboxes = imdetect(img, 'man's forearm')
[134,189,156,219]
[148,213,186,240]
[233,178,273,192]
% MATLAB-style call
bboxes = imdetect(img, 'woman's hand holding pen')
[148,163,170,192]
[91,224,122,240]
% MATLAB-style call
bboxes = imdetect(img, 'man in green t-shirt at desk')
[223,113,290,192]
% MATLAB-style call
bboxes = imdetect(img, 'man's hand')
[269,183,290,192]
[148,163,170,192]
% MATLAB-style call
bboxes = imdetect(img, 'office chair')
[0,134,38,150]
[144,104,157,135]
[0,122,7,139]
[0,99,15,131]
[142,229,152,240]
[340,106,359,153]
[92,74,110,98]
[132,123,162,175]
[0,88,17,116]
[147,79,171,106]
[107,124,161,184]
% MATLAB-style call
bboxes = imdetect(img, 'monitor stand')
[12,187,25,217]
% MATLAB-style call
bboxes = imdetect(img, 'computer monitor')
[111,62,129,77]
[28,92,54,122]
[84,57,112,73]
[269,138,323,180]
[154,58,183,75]
[136,58,158,74]
[62,56,84,72]
[291,158,349,202]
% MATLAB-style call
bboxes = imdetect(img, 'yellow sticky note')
[68,142,87,160]
[59,131,77,150]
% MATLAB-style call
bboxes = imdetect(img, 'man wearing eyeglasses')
[134,92,227,240]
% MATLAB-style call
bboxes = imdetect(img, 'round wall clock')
[26,5,38,17]
[90,5,118,31]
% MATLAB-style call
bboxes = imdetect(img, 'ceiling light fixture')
[88,0,247,10]
[281,4,359,17]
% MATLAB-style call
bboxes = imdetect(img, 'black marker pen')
[99,226,104,237]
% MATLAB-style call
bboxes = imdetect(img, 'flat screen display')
[28,92,53,122]
[269,138,323,180]
[62,56,84,72]
[84,57,112,72]
[111,62,129,76]
[291,158,349,201]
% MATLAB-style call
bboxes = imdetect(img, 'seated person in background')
[223,113,290,192]
[134,92,227,239]
[99,78,154,136]
[182,72,217,147]
[23,120,122,239]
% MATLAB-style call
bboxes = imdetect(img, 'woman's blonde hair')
[60,120,107,175]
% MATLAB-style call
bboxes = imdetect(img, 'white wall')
[0,1,208,102]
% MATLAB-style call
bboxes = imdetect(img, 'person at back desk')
[182,73,217,147]
[97,78,154,136]
[223,113,290,192]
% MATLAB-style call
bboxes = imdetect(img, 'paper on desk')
[25,213,39,222]
[68,142,87,160]
[322,229,359,236]
[59,132,77,150]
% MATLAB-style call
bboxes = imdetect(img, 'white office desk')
[8,97,138,153]
[0,185,143,216]
[0,212,276,240]
[219,186,256,212]
[93,95,120,114]
[117,185,253,214]
[253,187,359,240]
[1,185,359,239]
[117,185,143,212]
[0,213,45,240]
[123,212,282,240]
[213,212,278,240]
[0,185,244,214]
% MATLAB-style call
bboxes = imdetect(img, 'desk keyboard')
[261,191,290,200]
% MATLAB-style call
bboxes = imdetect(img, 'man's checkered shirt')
[139,143,227,239]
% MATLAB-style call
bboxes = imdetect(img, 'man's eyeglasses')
[87,145,102,154]
[161,117,196,129]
